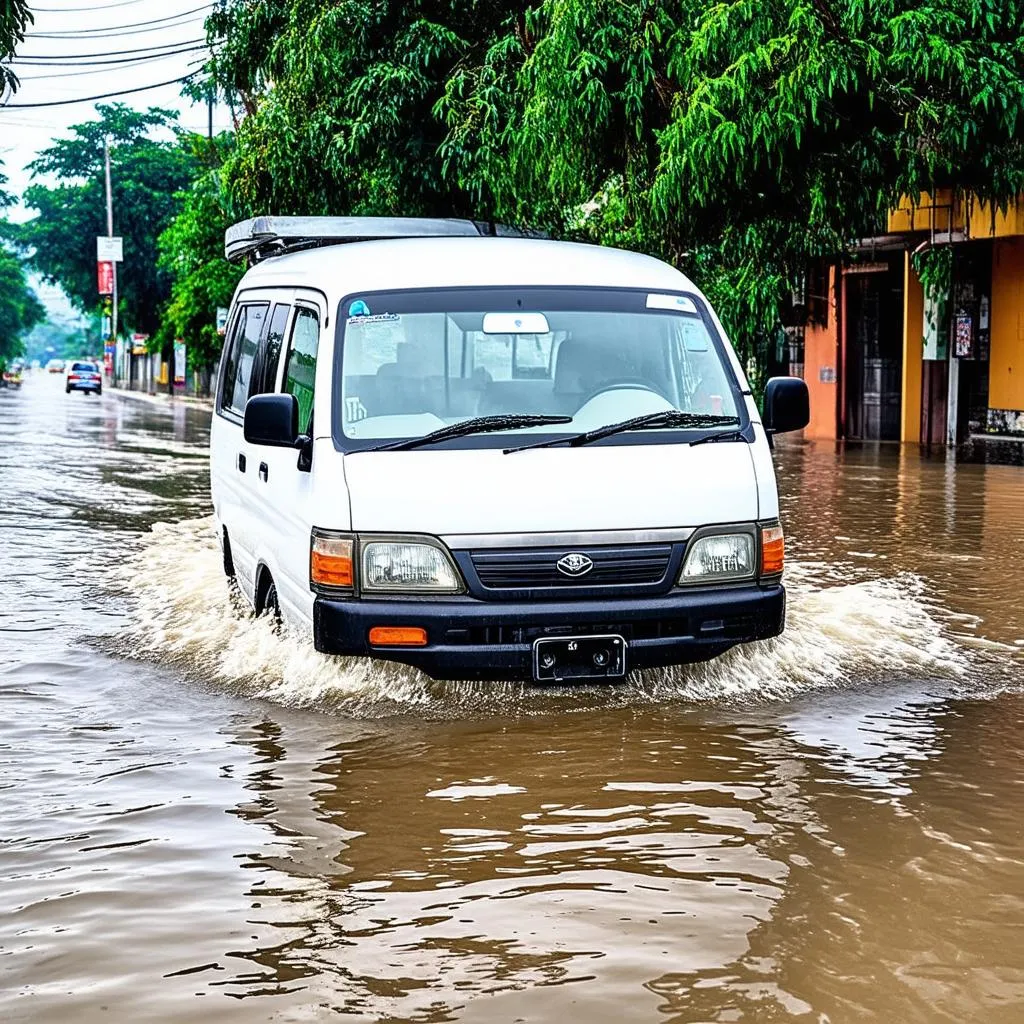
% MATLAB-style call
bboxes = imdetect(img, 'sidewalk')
[109,384,213,410]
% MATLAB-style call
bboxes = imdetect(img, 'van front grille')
[469,544,673,591]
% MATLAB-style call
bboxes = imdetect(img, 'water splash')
[110,517,979,717]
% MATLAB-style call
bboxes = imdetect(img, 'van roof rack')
[225,216,535,264]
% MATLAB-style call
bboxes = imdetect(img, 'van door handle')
[258,462,268,482]
[237,453,246,472]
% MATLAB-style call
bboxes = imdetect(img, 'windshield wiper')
[367,414,573,452]
[504,410,741,454]
[688,425,753,447]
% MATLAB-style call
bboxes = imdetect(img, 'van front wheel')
[257,572,281,627]
[264,581,280,620]
[221,529,236,579]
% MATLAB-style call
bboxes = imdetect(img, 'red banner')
[97,260,114,295]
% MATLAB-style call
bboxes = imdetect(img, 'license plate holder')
[533,634,627,682]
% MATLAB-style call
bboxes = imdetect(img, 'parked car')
[1,366,22,388]
[210,216,809,682]
[45,358,65,374]
[65,360,102,395]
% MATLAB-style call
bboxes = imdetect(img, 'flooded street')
[3,372,1024,1023]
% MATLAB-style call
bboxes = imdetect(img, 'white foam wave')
[655,565,966,701]
[110,517,974,716]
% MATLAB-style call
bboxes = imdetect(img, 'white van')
[210,217,809,682]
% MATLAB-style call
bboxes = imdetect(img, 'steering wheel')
[581,378,672,405]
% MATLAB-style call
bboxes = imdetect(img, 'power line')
[15,54,204,81]
[29,20,210,41]
[1,72,199,108]
[27,5,213,37]
[12,38,206,59]
[33,0,170,11]
[10,44,209,69]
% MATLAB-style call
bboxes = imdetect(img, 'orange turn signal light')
[369,626,428,647]
[761,525,785,576]
[311,534,354,589]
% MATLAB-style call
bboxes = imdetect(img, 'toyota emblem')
[556,553,594,577]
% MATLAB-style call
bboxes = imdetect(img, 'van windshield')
[336,288,744,447]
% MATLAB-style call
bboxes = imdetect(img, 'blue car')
[65,361,103,395]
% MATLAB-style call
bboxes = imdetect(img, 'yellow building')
[887,191,1024,444]
[798,192,1024,448]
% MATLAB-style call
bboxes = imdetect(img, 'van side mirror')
[763,376,810,435]
[244,393,300,447]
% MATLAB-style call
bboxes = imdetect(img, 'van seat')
[478,379,556,416]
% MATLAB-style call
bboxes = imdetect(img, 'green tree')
[203,0,1024,386]
[204,0,528,218]
[21,318,95,366]
[18,104,199,338]
[0,249,45,371]
[157,155,244,379]
[1,1,32,93]
[442,0,1024,379]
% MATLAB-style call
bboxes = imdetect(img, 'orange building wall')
[901,253,923,443]
[989,238,1024,412]
[802,266,839,439]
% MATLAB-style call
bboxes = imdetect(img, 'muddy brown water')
[2,373,1023,1023]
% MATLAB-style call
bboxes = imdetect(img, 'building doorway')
[844,260,904,440]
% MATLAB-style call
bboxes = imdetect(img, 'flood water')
[2,372,1023,1023]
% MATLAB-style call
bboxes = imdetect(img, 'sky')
[1,0,235,318]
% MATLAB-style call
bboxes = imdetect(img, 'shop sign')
[96,236,123,262]
[955,313,974,358]
[174,341,186,384]
[844,261,889,275]
[97,260,114,295]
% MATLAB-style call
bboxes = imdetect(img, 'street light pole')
[103,137,119,386]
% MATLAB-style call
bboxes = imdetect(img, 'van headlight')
[679,532,755,584]
[361,539,465,594]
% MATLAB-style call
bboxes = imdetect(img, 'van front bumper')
[312,584,785,681]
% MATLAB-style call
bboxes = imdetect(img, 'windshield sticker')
[347,312,400,326]
[646,293,697,313]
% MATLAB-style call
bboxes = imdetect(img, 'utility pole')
[103,137,120,387]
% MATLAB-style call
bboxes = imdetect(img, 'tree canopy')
[201,0,1024,383]
[156,139,244,372]
[0,248,45,371]
[18,104,198,337]
[207,0,528,218]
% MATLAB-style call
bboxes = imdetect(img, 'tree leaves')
[197,0,1024,385]
[0,0,32,94]
[156,164,244,371]
[0,248,44,371]
[18,105,199,337]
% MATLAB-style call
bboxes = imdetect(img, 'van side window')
[221,303,269,416]
[283,306,319,432]
[250,303,291,398]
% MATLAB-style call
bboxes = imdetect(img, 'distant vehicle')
[1,365,22,389]
[46,358,65,373]
[211,216,810,683]
[66,361,102,396]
